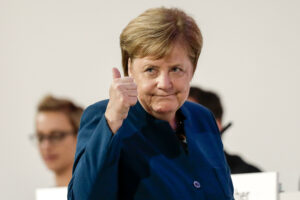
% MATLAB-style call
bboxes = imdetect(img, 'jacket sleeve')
[208,110,234,199]
[68,101,121,200]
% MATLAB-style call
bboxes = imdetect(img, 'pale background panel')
[0,0,299,199]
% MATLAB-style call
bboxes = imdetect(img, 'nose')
[39,139,52,150]
[157,72,172,90]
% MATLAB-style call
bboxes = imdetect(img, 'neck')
[54,165,73,187]
[168,118,177,130]
[152,112,177,130]
[137,100,177,130]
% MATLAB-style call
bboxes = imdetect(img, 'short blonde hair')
[120,7,203,76]
[37,95,84,133]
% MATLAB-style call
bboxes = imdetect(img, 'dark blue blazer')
[68,100,234,200]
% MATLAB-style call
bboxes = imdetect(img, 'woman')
[68,7,234,200]
[34,95,83,186]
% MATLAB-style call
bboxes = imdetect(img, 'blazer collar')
[129,101,189,131]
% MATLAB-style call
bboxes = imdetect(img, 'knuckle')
[115,83,121,90]
[120,96,125,103]
[112,79,118,85]
[120,96,128,105]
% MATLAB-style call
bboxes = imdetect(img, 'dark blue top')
[68,100,234,200]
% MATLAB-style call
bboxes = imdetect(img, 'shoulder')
[83,99,109,116]
[74,100,109,160]
[77,99,109,133]
[182,100,213,119]
[181,100,220,135]
[80,99,109,123]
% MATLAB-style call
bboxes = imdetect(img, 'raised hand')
[104,68,138,134]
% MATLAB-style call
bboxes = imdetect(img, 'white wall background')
[1,0,299,199]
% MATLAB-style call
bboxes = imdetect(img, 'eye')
[50,131,67,139]
[144,66,159,76]
[37,134,45,143]
[145,67,155,73]
[171,66,183,72]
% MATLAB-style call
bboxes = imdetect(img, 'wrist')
[104,112,124,134]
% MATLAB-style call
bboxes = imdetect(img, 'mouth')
[154,93,176,97]
[44,154,58,162]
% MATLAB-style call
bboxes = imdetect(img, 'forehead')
[135,42,192,66]
[36,111,73,132]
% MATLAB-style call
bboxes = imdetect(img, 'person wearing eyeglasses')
[32,95,83,186]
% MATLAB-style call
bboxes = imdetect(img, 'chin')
[44,160,60,171]
[153,103,178,114]
[47,165,58,172]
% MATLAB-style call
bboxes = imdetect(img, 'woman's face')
[35,111,77,174]
[129,42,194,121]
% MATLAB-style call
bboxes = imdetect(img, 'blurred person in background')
[31,95,83,186]
[188,86,262,174]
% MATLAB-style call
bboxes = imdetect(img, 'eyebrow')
[142,62,183,68]
[142,64,159,69]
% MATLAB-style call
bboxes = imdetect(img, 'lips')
[153,93,176,97]
[155,94,176,98]
[44,154,58,162]
[157,94,174,97]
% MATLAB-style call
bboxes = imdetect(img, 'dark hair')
[189,86,223,120]
[37,95,84,133]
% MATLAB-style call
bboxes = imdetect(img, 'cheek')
[174,76,191,92]
[67,137,77,150]
[137,79,155,95]
[60,138,77,155]
[38,146,45,155]
[174,77,191,102]
[176,88,189,102]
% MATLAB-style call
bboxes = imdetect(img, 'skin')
[105,42,194,132]
[36,111,77,186]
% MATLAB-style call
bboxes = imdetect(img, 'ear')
[128,58,132,77]
[216,119,222,132]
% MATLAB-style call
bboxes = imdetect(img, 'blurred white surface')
[232,172,278,200]
[280,192,300,200]
[36,187,67,200]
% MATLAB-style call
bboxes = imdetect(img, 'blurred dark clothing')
[225,151,261,174]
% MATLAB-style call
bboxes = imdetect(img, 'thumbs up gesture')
[105,68,138,134]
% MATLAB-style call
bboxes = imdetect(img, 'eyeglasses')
[29,130,75,146]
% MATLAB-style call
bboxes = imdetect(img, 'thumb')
[112,67,121,79]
